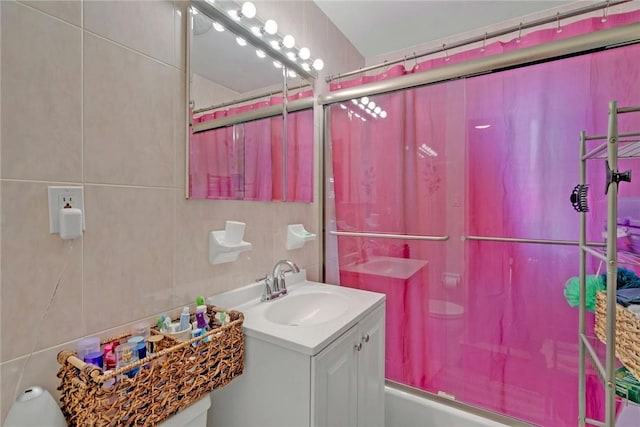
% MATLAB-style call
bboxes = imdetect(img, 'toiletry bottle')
[179,307,191,332]
[195,305,209,330]
[103,343,117,370]
[195,305,211,343]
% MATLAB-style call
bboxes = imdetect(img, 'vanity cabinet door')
[312,304,386,427]
[357,304,385,427]
[313,324,359,427]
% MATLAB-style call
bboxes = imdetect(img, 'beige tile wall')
[0,0,363,421]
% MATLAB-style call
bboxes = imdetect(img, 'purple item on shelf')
[83,351,104,368]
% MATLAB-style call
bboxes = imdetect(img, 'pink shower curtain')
[329,11,640,427]
[190,92,314,202]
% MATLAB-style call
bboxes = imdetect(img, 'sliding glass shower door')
[324,43,640,426]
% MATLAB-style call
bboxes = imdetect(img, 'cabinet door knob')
[362,334,370,343]
[354,342,363,352]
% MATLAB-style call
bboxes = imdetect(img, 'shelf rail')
[579,101,640,427]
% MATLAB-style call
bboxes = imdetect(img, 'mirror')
[188,1,314,202]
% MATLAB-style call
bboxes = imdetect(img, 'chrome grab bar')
[329,231,449,241]
[462,235,606,246]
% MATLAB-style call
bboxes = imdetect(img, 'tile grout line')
[0,178,176,191]
[83,28,182,73]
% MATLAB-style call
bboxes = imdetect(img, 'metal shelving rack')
[578,101,640,427]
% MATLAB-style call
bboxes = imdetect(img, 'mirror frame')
[186,0,316,201]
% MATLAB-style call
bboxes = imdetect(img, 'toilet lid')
[428,299,465,318]
[4,387,67,427]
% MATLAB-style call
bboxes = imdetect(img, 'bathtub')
[385,383,528,427]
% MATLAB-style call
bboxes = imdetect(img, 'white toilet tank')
[3,387,210,427]
[158,395,211,427]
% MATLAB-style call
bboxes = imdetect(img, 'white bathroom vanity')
[206,272,386,427]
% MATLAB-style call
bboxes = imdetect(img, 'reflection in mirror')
[188,2,315,202]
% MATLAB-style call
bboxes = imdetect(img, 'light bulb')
[301,62,310,71]
[256,49,266,58]
[236,37,247,47]
[228,10,240,21]
[264,19,278,35]
[241,2,256,19]
[354,113,361,118]
[251,26,261,36]
[380,111,387,119]
[212,22,225,32]
[372,113,378,118]
[312,58,324,70]
[368,101,376,109]
[358,104,365,110]
[361,96,369,105]
[287,70,297,78]
[339,104,347,110]
[299,47,311,60]
[273,61,282,68]
[351,99,358,105]
[374,106,382,114]
[365,108,372,114]
[282,35,295,49]
[361,117,367,122]
[286,51,297,61]
[270,40,281,50]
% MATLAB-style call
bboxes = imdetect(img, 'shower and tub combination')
[322,10,640,427]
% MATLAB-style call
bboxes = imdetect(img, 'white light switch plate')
[48,186,85,234]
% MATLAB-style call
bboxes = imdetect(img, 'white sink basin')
[264,292,349,326]
[207,271,386,355]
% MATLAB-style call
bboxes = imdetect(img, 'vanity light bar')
[192,0,319,80]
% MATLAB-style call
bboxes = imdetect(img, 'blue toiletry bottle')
[179,307,190,331]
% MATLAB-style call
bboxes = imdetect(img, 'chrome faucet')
[260,259,300,302]
[272,259,300,295]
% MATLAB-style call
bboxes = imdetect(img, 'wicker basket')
[57,305,244,426]
[595,291,640,379]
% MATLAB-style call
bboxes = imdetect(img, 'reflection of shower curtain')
[328,31,640,427]
[189,102,314,202]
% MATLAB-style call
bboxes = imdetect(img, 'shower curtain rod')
[318,20,640,105]
[325,0,631,83]
[193,82,312,115]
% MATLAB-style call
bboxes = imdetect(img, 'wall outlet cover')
[48,186,85,234]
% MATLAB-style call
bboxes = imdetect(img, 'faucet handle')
[259,275,274,302]
[256,275,269,283]
[277,272,288,295]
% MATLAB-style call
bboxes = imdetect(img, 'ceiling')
[313,1,574,58]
